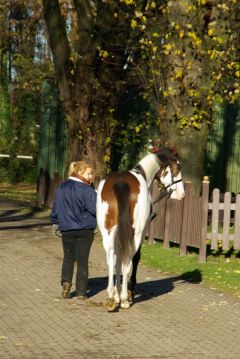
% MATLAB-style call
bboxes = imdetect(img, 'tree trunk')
[159,120,209,195]
[66,109,108,177]
[42,0,125,178]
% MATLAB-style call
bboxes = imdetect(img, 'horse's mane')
[154,146,178,165]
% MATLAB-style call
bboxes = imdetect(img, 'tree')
[120,0,240,193]
[0,0,52,182]
[42,0,134,175]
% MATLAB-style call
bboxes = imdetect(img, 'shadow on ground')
[84,269,202,304]
[0,198,51,229]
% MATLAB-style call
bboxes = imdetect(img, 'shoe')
[62,281,71,298]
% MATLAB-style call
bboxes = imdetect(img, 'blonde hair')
[68,161,93,177]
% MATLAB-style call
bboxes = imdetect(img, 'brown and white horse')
[97,147,184,311]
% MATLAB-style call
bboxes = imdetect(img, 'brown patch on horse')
[170,161,181,177]
[101,172,140,232]
[154,160,180,182]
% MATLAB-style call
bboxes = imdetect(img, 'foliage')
[116,0,240,130]
[0,0,53,183]
[1,0,240,185]
[142,240,240,297]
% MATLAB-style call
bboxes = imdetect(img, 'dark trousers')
[61,229,94,296]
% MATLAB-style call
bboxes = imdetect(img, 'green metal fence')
[206,100,240,193]
[38,80,67,181]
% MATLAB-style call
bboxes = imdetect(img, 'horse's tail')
[113,180,134,264]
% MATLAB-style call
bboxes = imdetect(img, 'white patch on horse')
[130,170,151,244]
[137,153,161,188]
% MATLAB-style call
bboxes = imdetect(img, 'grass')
[0,183,51,218]
[0,183,37,202]
[141,240,240,298]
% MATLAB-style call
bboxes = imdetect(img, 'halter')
[152,167,183,205]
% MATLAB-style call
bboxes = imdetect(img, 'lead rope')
[150,178,183,221]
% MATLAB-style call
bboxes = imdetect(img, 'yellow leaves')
[187,31,202,46]
[208,28,214,36]
[131,19,138,29]
[152,32,159,38]
[150,1,156,9]
[186,4,196,13]
[179,30,184,38]
[163,43,172,55]
[105,137,111,145]
[217,3,229,12]
[214,73,222,81]
[135,126,140,133]
[192,121,201,129]
[174,50,182,57]
[99,50,109,58]
[121,0,134,5]
[213,36,224,44]
[175,69,183,80]
[236,70,240,78]
[104,154,110,163]
[188,89,199,98]
[198,0,206,5]
[227,62,236,70]
[208,49,221,60]
[134,10,143,18]
[152,46,158,52]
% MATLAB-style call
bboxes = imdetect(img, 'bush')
[0,157,37,184]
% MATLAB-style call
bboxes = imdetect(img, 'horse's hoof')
[121,300,130,309]
[128,290,134,303]
[106,298,117,312]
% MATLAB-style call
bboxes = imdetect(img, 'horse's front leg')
[128,246,141,302]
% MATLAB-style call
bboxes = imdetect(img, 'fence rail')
[148,179,240,262]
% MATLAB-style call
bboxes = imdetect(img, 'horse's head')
[153,147,185,200]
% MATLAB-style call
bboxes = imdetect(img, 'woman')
[50,161,97,299]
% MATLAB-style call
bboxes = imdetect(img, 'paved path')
[1,199,240,359]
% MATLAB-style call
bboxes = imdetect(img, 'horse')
[96,147,185,311]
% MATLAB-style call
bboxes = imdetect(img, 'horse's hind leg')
[128,246,141,302]
[104,228,119,311]
[120,261,131,309]
[114,256,121,305]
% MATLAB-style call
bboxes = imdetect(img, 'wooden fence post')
[234,194,240,249]
[179,181,191,256]
[211,188,220,249]
[37,169,50,207]
[46,172,62,208]
[163,199,171,248]
[200,177,209,262]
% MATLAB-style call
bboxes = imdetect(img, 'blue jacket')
[50,179,97,232]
